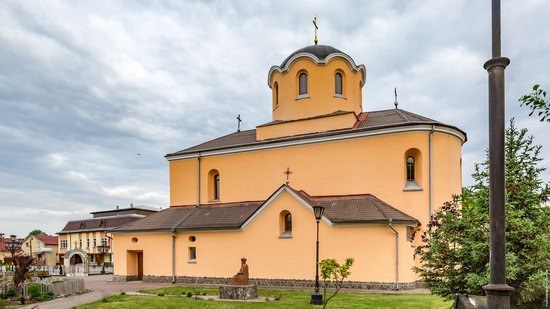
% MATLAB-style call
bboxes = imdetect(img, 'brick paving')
[20,275,170,309]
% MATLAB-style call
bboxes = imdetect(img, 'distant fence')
[0,264,113,276]
[0,278,85,298]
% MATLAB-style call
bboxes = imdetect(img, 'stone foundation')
[112,275,422,290]
[219,284,258,300]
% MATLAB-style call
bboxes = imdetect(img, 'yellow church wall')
[169,130,462,231]
[270,58,364,121]
[114,191,416,282]
[256,111,357,140]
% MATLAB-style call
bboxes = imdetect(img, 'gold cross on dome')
[284,167,293,185]
[313,16,319,45]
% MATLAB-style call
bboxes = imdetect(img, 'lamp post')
[482,1,513,308]
[98,244,107,274]
[310,205,325,305]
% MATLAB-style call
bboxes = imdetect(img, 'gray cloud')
[1,0,549,237]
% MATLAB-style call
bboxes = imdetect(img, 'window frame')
[214,173,220,200]
[188,247,197,263]
[406,156,415,182]
[335,72,343,95]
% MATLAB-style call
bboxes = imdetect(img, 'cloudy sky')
[1,0,549,237]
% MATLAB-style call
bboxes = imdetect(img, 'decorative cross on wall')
[284,167,293,185]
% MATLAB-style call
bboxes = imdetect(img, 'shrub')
[0,298,5,309]
[28,284,41,300]
[186,292,192,297]
[157,293,164,296]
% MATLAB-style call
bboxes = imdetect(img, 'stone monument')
[219,257,258,300]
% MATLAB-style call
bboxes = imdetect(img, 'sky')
[1,0,549,237]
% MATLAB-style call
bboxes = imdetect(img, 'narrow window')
[189,247,197,262]
[93,238,97,247]
[406,156,415,181]
[284,213,292,233]
[79,239,82,248]
[274,82,279,107]
[299,73,308,95]
[335,72,343,95]
[214,174,220,200]
[86,239,90,248]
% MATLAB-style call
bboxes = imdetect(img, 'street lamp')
[98,244,108,274]
[310,205,325,305]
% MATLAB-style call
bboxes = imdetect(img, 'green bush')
[186,292,192,297]
[0,298,5,309]
[28,284,41,300]
[2,288,16,299]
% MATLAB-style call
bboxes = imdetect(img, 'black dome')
[280,45,343,68]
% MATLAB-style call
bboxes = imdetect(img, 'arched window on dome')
[298,72,308,95]
[274,82,279,108]
[335,72,343,95]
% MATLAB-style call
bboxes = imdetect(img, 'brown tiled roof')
[34,235,58,246]
[114,186,417,233]
[113,202,263,232]
[58,215,145,234]
[167,108,465,157]
[296,191,418,224]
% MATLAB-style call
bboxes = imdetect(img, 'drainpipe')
[197,154,201,208]
[388,219,399,290]
[429,125,434,226]
[171,230,176,284]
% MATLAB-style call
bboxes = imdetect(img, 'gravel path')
[20,275,170,309]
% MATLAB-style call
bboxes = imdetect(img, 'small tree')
[319,257,354,309]
[12,255,33,291]
[519,84,550,122]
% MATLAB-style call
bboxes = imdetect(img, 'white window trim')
[296,94,310,100]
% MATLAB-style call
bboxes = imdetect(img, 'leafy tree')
[13,254,33,292]
[319,257,354,309]
[414,119,550,307]
[26,230,47,239]
[519,84,550,122]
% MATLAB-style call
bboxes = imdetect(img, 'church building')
[112,43,466,290]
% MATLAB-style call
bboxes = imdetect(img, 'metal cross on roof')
[313,16,319,45]
[394,87,399,109]
[237,114,242,132]
[284,167,293,185]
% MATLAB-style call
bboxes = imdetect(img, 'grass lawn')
[77,286,452,309]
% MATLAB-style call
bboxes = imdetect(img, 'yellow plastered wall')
[114,191,416,282]
[170,131,463,228]
[256,112,357,140]
[270,58,364,121]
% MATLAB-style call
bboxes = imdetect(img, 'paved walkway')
[21,275,170,309]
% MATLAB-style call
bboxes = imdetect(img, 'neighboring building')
[57,205,159,275]
[112,43,466,289]
[21,235,59,266]
[0,236,24,264]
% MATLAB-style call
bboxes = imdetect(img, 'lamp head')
[313,205,325,221]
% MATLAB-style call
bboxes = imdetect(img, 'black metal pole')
[315,221,320,293]
[310,220,323,305]
[482,0,513,308]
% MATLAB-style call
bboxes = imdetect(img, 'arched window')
[284,213,292,233]
[279,211,292,238]
[335,72,343,95]
[274,82,279,107]
[406,156,415,181]
[299,72,308,95]
[214,173,220,200]
[208,169,221,201]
